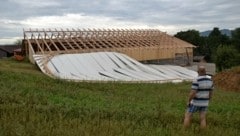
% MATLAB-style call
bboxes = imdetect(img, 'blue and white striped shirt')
[191,75,214,106]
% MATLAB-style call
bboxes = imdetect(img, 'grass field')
[0,58,240,136]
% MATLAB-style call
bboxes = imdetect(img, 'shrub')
[215,45,239,71]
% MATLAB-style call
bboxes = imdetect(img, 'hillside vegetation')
[214,66,240,92]
[0,58,240,136]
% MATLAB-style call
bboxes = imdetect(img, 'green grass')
[0,58,240,136]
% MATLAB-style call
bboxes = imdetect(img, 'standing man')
[183,66,214,129]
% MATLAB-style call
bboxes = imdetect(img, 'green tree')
[208,27,222,55]
[207,27,231,62]
[231,27,240,51]
[174,29,200,45]
[198,36,212,61]
[215,45,239,71]
[14,39,22,46]
[174,30,203,55]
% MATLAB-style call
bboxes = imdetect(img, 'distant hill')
[200,29,232,37]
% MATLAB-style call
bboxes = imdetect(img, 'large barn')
[21,28,197,82]
[0,45,20,58]
[22,28,195,65]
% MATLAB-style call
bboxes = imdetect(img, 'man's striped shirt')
[191,75,214,106]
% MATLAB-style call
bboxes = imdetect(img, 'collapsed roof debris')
[34,52,197,83]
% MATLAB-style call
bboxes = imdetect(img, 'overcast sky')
[0,0,239,44]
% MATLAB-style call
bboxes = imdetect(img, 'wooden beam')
[43,30,60,52]
[32,35,44,54]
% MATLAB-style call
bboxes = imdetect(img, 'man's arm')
[187,90,197,106]
[209,91,213,100]
[209,81,214,100]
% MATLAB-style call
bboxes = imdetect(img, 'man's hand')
[187,102,191,107]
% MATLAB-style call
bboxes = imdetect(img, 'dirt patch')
[213,66,240,92]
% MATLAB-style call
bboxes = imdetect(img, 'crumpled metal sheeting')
[33,52,198,83]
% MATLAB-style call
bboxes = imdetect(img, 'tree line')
[174,27,240,71]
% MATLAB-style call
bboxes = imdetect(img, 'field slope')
[0,58,240,136]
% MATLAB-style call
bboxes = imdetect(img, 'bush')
[215,45,239,71]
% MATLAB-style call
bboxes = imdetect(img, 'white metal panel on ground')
[92,52,118,71]
[75,54,110,80]
[149,65,182,79]
[165,65,197,79]
[120,53,173,79]
[120,68,165,81]
[99,71,136,81]
[108,53,128,69]
[149,65,197,80]
[171,65,198,77]
[33,52,198,83]
[66,55,89,78]
[75,54,98,76]
[114,53,142,72]
[48,55,84,80]
[113,68,147,81]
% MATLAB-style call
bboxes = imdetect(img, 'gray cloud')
[0,0,240,44]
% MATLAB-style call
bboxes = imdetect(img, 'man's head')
[198,65,206,76]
